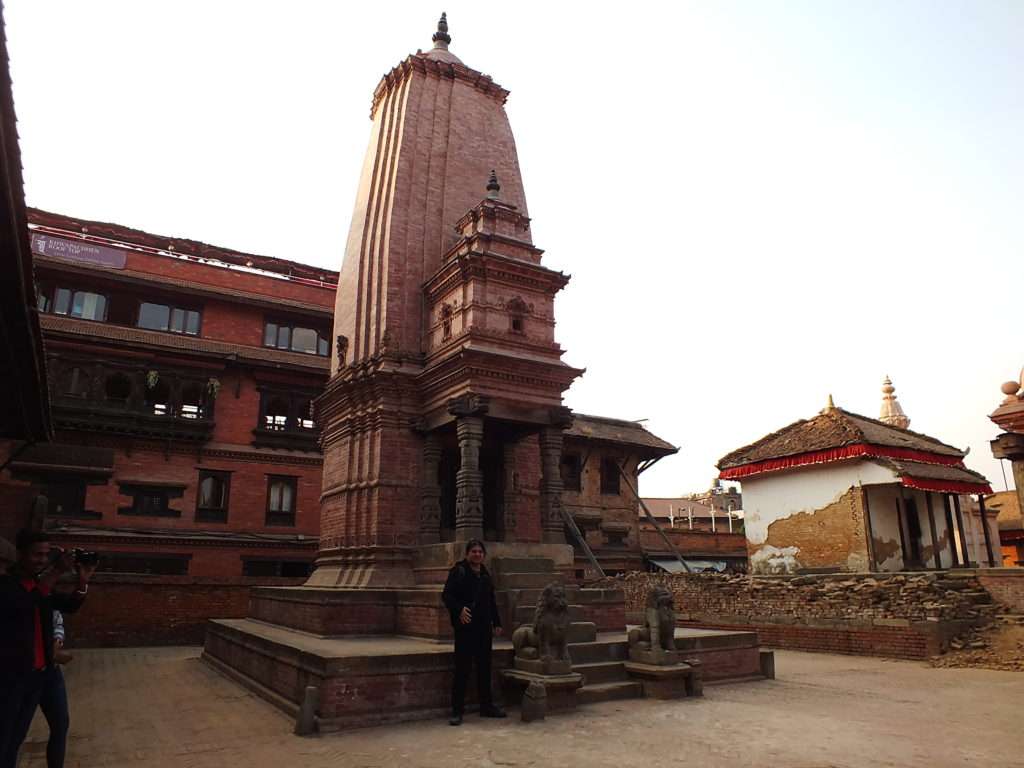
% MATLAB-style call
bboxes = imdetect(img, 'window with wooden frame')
[196,470,230,523]
[117,482,184,518]
[43,287,109,321]
[560,453,582,492]
[266,476,298,526]
[600,457,621,496]
[263,320,330,356]
[137,301,201,335]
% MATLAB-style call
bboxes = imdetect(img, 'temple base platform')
[202,620,770,732]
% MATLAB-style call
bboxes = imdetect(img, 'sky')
[4,1,1022,498]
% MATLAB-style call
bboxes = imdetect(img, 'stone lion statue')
[628,586,677,654]
[512,583,571,665]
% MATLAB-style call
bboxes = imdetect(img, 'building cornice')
[371,53,509,117]
[40,314,331,374]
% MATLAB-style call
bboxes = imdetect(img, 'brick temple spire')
[432,12,451,50]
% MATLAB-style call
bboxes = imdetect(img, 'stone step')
[498,572,564,590]
[934,579,973,591]
[490,557,555,575]
[573,661,628,685]
[576,681,643,706]
[568,621,598,644]
[567,640,628,665]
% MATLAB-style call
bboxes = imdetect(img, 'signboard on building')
[30,233,127,269]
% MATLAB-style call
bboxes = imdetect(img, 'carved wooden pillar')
[449,394,489,542]
[419,434,442,544]
[539,426,566,544]
[455,417,485,541]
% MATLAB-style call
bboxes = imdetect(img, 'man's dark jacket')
[441,560,501,631]
[0,569,84,681]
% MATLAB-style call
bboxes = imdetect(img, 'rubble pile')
[931,615,1024,671]
[602,571,1001,626]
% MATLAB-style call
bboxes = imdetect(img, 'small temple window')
[561,454,582,492]
[104,373,132,403]
[137,302,201,335]
[507,297,527,335]
[196,470,230,522]
[600,457,621,496]
[441,304,453,341]
[266,476,297,526]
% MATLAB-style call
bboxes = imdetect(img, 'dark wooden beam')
[862,485,877,571]
[942,493,960,567]
[924,492,941,570]
[978,494,996,568]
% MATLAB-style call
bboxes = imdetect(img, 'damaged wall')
[600,571,1001,659]
[741,461,895,574]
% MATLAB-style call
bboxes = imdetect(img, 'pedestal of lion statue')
[624,587,702,698]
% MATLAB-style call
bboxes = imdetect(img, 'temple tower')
[312,16,582,587]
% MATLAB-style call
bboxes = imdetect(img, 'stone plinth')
[501,669,583,713]
[624,660,702,699]
[628,647,681,666]
[514,657,573,675]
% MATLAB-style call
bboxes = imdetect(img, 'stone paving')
[18,646,1022,768]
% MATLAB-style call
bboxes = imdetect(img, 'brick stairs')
[491,556,641,706]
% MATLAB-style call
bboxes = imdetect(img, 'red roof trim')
[901,476,992,495]
[718,443,964,480]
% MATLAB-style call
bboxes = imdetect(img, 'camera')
[50,546,100,568]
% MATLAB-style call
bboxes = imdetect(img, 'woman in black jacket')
[441,539,506,725]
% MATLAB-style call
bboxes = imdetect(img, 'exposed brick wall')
[975,569,1024,613]
[601,571,999,659]
[638,528,748,557]
[679,621,937,660]
[61,574,306,647]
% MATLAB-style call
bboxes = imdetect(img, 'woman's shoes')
[449,714,463,726]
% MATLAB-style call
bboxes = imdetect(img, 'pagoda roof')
[718,406,965,473]
[566,414,677,458]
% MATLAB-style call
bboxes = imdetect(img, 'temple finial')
[486,169,500,199]
[432,12,451,50]
[879,376,910,429]
[821,394,836,414]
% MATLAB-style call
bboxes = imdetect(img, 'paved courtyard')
[19,646,1022,768]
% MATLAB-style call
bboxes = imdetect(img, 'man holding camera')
[0,530,95,768]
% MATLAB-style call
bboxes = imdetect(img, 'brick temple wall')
[60,574,306,647]
[601,571,1000,660]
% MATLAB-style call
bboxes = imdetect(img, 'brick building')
[561,415,677,576]
[0,209,337,580]
[637,497,748,573]
[718,395,998,574]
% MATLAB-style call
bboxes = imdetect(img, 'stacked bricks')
[596,571,1003,660]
